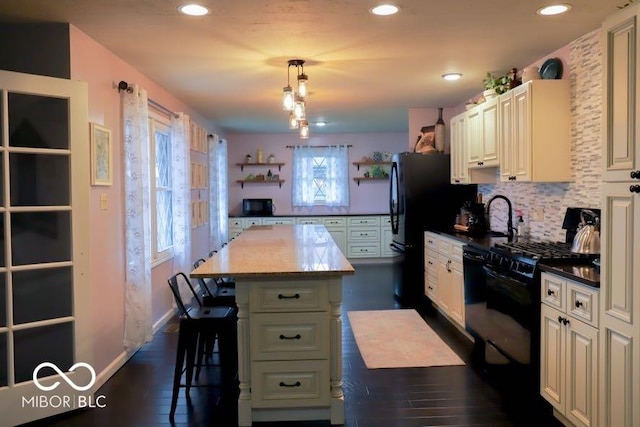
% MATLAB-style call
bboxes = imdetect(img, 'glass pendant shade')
[288,113,299,129]
[297,73,308,99]
[293,97,306,120]
[299,120,309,139]
[282,86,295,111]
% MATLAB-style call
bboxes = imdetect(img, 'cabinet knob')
[630,170,640,179]
[477,161,484,166]
[630,185,640,193]
[575,300,583,308]
[547,289,555,296]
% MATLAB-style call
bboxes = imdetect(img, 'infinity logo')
[32,362,96,392]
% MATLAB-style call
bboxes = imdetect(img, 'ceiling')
[0,0,623,134]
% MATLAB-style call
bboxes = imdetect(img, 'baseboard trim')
[93,308,176,392]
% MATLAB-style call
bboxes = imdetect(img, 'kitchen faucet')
[486,194,514,238]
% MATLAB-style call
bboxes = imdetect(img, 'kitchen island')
[191,224,355,426]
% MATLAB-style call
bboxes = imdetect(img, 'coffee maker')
[454,200,487,235]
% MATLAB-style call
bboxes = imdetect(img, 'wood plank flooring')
[22,262,562,427]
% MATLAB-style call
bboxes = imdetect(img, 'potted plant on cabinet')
[482,72,509,99]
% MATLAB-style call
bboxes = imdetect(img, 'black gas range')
[486,240,598,282]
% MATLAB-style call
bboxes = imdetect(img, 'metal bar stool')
[167,272,237,422]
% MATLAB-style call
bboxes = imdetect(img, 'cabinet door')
[566,319,598,427]
[436,253,452,312]
[449,260,464,327]
[481,97,500,167]
[541,304,565,412]
[602,7,640,182]
[450,114,468,183]
[512,84,532,181]
[467,108,483,167]
[499,93,515,181]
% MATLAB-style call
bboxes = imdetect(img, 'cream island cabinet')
[540,272,599,427]
[191,225,355,426]
[599,4,640,427]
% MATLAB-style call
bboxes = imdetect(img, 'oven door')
[481,266,533,365]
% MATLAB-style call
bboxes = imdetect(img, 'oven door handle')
[482,266,528,288]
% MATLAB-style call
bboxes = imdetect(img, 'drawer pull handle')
[279,381,301,388]
[278,293,300,299]
[575,300,583,308]
[279,334,302,340]
[547,289,555,296]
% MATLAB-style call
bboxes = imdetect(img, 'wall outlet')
[532,206,544,222]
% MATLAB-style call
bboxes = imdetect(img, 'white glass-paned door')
[0,70,90,426]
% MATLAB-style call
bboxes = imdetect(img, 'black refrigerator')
[389,152,477,305]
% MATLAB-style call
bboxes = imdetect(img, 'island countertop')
[191,224,355,279]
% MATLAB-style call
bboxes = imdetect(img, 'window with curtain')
[291,145,350,207]
[149,114,174,264]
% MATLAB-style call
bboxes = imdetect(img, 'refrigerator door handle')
[389,161,400,234]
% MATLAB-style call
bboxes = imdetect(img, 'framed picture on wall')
[90,123,113,186]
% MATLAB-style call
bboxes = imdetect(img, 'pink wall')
[69,25,218,372]
[227,132,408,216]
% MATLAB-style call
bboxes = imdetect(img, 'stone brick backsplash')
[479,29,602,243]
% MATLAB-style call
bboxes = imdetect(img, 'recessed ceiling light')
[442,73,462,81]
[537,4,571,16]
[370,4,400,16]
[314,121,327,127]
[178,4,209,16]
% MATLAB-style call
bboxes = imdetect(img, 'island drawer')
[250,312,329,361]
[251,360,330,408]
[249,281,329,312]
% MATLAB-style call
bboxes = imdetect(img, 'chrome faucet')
[486,194,514,238]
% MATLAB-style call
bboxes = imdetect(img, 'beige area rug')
[347,309,465,369]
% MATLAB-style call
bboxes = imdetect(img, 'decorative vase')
[522,66,540,83]
[435,107,445,152]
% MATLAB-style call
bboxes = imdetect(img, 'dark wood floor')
[24,263,562,427]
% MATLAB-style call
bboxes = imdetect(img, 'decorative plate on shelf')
[540,58,563,79]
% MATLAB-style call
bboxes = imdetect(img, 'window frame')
[148,112,174,266]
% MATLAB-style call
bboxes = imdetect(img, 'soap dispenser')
[516,210,525,237]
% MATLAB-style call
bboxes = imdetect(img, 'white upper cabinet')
[467,96,499,169]
[450,113,469,184]
[602,8,640,182]
[499,80,571,182]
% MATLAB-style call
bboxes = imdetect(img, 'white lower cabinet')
[229,215,395,259]
[424,231,465,328]
[540,272,599,427]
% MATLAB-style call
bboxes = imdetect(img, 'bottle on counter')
[516,209,525,236]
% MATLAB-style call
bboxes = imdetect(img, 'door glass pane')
[9,153,70,206]
[0,333,6,387]
[11,211,71,265]
[0,152,4,205]
[0,215,4,268]
[14,322,73,384]
[0,273,5,327]
[8,93,69,150]
[13,267,72,324]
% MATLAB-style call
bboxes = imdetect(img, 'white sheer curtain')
[291,145,316,207]
[323,145,350,207]
[209,135,229,250]
[171,113,191,301]
[121,84,153,349]
[291,145,350,207]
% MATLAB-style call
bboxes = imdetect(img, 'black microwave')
[242,198,274,216]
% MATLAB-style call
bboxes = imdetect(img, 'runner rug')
[347,309,465,369]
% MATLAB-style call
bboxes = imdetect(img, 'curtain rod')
[286,144,352,148]
[117,80,178,118]
[148,98,179,119]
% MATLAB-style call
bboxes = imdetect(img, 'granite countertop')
[539,263,600,288]
[433,230,512,250]
[191,224,355,279]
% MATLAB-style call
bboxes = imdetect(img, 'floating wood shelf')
[236,162,284,171]
[352,161,392,170]
[236,179,285,188]
[353,177,389,186]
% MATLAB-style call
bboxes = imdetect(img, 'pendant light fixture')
[283,59,310,138]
